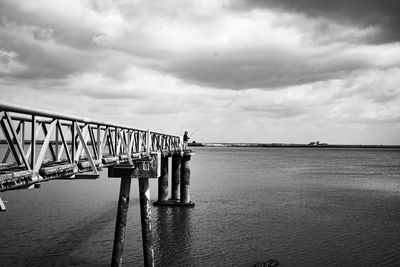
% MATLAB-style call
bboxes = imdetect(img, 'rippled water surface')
[1,147,400,266]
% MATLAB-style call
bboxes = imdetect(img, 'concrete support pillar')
[139,178,155,267]
[180,151,195,207]
[157,155,169,202]
[153,151,194,207]
[111,177,132,267]
[171,154,181,201]
[109,156,157,266]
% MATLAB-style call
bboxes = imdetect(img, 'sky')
[0,0,399,144]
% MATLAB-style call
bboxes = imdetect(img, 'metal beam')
[100,126,110,156]
[88,124,98,159]
[97,125,101,161]
[71,121,76,163]
[4,114,30,170]
[41,122,57,161]
[2,119,22,163]
[75,124,89,161]
[119,130,133,164]
[34,120,57,172]
[30,115,36,170]
[56,121,72,163]
[0,117,20,165]
[75,123,99,175]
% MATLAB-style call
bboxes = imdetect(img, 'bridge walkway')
[0,102,182,193]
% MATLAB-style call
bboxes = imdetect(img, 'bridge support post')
[154,154,169,204]
[153,151,195,207]
[180,151,195,207]
[111,177,132,267]
[139,178,154,267]
[108,155,158,267]
[171,153,181,201]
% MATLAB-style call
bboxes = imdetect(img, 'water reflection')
[154,207,193,266]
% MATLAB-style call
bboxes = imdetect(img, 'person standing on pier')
[183,131,190,150]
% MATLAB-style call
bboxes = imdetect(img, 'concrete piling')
[153,154,170,207]
[108,156,157,267]
[157,155,169,202]
[108,150,194,267]
[171,154,181,201]
[111,177,132,267]
[139,178,155,267]
[153,151,195,207]
[180,151,195,207]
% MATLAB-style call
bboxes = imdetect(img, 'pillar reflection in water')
[154,207,194,266]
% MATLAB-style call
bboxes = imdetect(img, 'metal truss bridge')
[0,102,181,193]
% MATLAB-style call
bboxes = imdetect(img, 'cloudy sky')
[1,0,399,144]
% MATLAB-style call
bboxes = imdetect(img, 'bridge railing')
[0,102,182,192]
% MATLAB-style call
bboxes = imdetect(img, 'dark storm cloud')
[0,27,91,80]
[158,49,369,89]
[238,0,400,43]
[78,89,148,100]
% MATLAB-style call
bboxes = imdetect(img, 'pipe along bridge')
[0,102,195,266]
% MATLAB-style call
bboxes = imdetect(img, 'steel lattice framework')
[0,102,182,192]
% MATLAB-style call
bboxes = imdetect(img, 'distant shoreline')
[188,142,400,148]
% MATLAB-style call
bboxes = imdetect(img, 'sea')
[0,147,399,266]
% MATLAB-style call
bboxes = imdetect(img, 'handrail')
[0,102,179,138]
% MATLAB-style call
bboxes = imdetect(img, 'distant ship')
[308,141,328,146]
